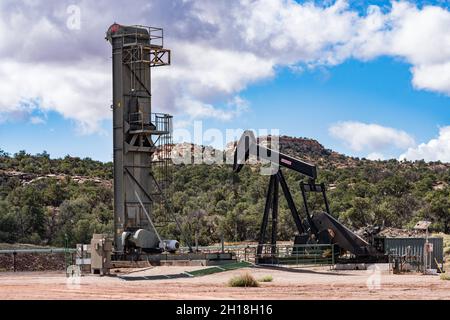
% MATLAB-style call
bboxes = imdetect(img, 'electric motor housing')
[160,239,180,253]
[121,229,179,253]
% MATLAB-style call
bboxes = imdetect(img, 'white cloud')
[400,126,450,162]
[0,59,110,134]
[329,121,415,152]
[366,152,385,161]
[165,42,274,98]
[30,116,46,125]
[411,62,450,94]
[176,95,248,122]
[151,41,272,122]
[381,2,450,95]
[0,1,449,133]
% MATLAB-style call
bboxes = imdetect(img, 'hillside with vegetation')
[0,136,449,247]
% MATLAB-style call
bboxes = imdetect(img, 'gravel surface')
[0,266,449,300]
[0,253,67,272]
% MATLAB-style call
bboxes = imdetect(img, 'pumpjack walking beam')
[233,131,317,179]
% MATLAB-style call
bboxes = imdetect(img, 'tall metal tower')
[106,23,172,253]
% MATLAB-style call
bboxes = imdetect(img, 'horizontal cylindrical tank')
[131,229,160,249]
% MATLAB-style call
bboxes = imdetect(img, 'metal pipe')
[134,190,162,243]
[0,248,76,254]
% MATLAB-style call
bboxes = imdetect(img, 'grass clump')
[258,275,273,282]
[228,272,259,287]
[440,273,450,281]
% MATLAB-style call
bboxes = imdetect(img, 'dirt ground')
[0,265,449,300]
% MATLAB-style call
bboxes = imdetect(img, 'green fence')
[179,243,335,268]
[255,244,335,268]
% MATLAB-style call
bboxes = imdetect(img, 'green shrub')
[228,273,259,287]
[440,273,450,281]
[258,275,273,282]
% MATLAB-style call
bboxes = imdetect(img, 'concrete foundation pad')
[334,263,390,271]
[111,254,237,268]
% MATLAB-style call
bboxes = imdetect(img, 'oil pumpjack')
[233,131,383,262]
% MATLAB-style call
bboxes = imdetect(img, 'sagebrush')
[228,273,259,287]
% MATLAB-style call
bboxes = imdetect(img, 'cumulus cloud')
[377,2,450,95]
[411,62,450,94]
[329,121,415,152]
[0,0,449,133]
[400,126,450,162]
[0,59,110,134]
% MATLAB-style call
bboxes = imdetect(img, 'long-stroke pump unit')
[106,23,192,256]
[233,131,380,259]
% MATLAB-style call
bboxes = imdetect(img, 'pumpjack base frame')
[257,170,307,256]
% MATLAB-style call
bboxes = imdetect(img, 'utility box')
[90,234,112,275]
[376,237,444,270]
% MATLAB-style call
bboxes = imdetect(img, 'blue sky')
[0,112,112,161]
[237,57,450,160]
[0,0,449,163]
[1,56,448,162]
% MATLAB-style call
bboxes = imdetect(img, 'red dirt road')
[0,266,449,300]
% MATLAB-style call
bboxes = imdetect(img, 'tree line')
[0,142,449,247]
